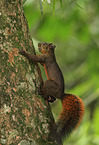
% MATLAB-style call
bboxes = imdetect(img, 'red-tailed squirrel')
[19,42,84,141]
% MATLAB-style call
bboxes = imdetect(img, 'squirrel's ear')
[50,43,56,49]
[53,45,56,49]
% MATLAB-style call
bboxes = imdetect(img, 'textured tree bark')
[0,0,62,144]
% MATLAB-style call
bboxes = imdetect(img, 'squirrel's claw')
[48,96,56,103]
[19,50,26,55]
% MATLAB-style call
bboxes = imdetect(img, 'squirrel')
[19,42,84,142]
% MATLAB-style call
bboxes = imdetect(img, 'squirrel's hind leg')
[42,80,60,102]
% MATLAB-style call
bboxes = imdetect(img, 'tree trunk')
[0,0,62,144]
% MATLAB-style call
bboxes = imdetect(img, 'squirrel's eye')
[43,43,45,45]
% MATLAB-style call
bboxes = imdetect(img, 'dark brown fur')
[19,42,84,141]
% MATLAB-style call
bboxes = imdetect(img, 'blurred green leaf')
[39,0,43,16]
[60,0,63,16]
[53,0,55,16]
[93,107,99,134]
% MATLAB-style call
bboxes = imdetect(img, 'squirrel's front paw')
[19,50,26,55]
[48,96,56,103]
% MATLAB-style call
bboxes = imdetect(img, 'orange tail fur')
[56,94,85,139]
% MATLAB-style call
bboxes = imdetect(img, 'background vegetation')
[23,0,99,144]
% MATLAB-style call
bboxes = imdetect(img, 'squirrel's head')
[38,42,56,54]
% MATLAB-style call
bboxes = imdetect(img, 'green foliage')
[23,0,99,144]
[39,0,43,16]
[37,0,63,16]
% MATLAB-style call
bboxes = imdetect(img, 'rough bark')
[0,0,61,144]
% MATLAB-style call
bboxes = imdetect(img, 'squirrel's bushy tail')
[56,94,84,139]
